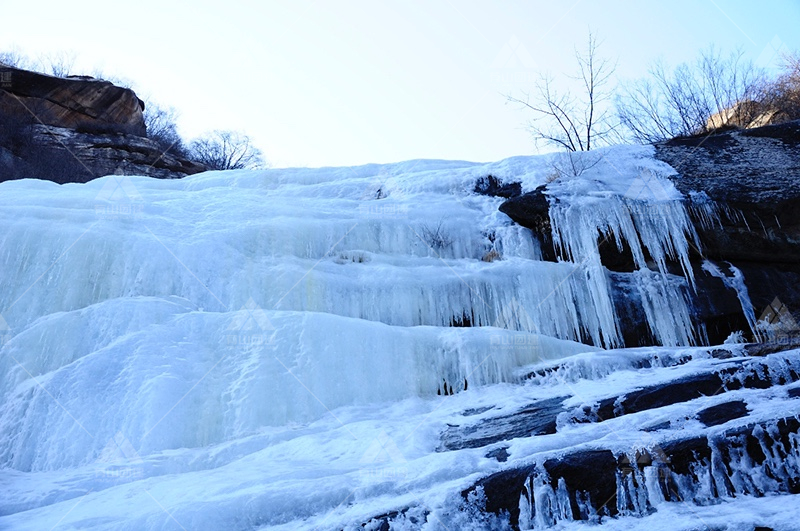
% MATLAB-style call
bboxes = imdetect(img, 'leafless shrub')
[548,150,604,181]
[508,32,618,152]
[144,102,188,157]
[188,130,265,170]
[0,49,30,69]
[761,51,800,122]
[616,47,767,142]
[37,51,76,77]
[482,249,500,262]
[421,220,453,250]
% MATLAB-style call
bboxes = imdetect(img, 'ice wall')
[0,146,713,471]
[0,297,595,470]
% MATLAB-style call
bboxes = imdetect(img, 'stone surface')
[656,120,800,264]
[497,185,557,262]
[28,125,206,181]
[696,400,749,427]
[0,65,145,135]
[438,396,566,451]
[0,65,206,182]
[481,120,800,347]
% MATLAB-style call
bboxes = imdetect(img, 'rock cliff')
[0,65,145,135]
[0,64,205,182]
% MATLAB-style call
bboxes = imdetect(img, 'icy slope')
[2,345,798,530]
[0,146,763,530]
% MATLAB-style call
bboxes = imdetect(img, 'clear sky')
[2,1,799,168]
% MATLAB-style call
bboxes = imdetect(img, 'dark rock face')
[696,400,748,426]
[655,121,800,331]
[481,121,800,348]
[474,174,522,199]
[0,65,205,182]
[359,346,800,529]
[29,125,206,182]
[0,66,145,135]
[497,186,557,263]
[452,349,800,529]
[472,450,619,525]
[438,396,567,451]
[497,186,550,234]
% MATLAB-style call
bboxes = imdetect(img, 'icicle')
[554,478,573,522]
[548,187,702,347]
[519,476,534,530]
[575,491,598,523]
[532,468,556,529]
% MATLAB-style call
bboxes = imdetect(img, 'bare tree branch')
[189,130,265,170]
[616,47,767,143]
[508,31,617,152]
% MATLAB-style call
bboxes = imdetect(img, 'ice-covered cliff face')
[0,147,712,464]
[0,146,767,530]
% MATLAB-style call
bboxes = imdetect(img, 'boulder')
[0,65,206,182]
[0,65,145,135]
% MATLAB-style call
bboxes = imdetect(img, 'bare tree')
[189,130,265,170]
[616,47,766,143]
[0,49,29,69]
[144,102,188,157]
[508,32,617,152]
[37,51,76,77]
[761,51,800,122]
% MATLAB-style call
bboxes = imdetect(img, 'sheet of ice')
[2,147,781,530]
[0,296,596,471]
[1,345,797,530]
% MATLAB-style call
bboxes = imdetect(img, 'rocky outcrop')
[30,125,206,181]
[705,100,788,131]
[0,64,205,182]
[0,65,145,135]
[655,120,800,338]
[361,346,800,529]
[656,120,800,264]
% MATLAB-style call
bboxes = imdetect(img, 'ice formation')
[0,146,785,530]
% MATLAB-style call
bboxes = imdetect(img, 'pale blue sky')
[2,1,799,167]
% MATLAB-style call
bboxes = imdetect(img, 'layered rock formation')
[361,344,800,530]
[0,64,205,182]
[29,125,206,180]
[0,65,146,135]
